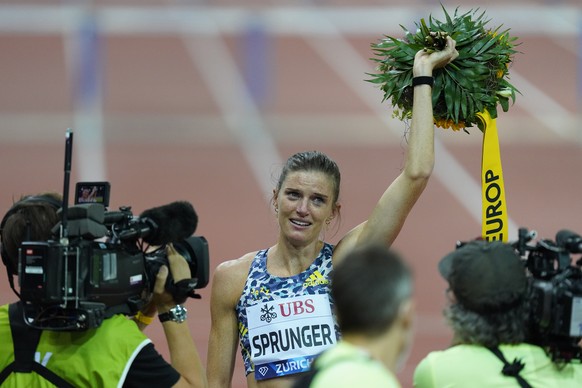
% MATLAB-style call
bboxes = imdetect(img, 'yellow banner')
[477,111,508,242]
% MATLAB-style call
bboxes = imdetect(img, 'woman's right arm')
[207,259,247,388]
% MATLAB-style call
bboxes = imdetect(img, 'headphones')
[0,195,62,276]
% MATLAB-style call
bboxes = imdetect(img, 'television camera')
[514,227,582,363]
[7,130,209,331]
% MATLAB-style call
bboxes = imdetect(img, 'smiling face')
[274,170,338,246]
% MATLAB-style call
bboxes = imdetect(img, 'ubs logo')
[260,304,278,323]
[278,299,315,317]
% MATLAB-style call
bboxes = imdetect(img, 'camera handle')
[168,278,201,304]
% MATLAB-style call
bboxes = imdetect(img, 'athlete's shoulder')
[216,250,261,274]
[213,250,266,292]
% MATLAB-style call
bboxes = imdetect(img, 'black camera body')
[19,239,144,308]
[17,192,209,331]
[515,227,582,362]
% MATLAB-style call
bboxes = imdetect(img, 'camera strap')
[487,347,532,388]
[169,278,200,304]
[0,303,74,387]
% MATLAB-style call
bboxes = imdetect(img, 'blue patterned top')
[235,242,340,376]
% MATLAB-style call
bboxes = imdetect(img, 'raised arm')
[336,37,458,257]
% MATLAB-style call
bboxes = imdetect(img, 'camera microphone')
[556,229,582,253]
[118,201,198,245]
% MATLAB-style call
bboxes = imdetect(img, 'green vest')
[0,304,151,387]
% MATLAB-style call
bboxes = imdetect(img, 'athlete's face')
[274,171,337,245]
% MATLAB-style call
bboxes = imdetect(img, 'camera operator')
[0,193,207,388]
[413,240,582,387]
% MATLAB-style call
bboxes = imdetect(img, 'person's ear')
[272,189,279,211]
[398,298,415,332]
[332,202,341,218]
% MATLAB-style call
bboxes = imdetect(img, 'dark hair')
[332,244,413,336]
[444,299,530,347]
[276,151,341,204]
[1,193,62,272]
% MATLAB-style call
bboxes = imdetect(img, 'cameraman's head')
[0,193,62,278]
[332,244,414,368]
[439,240,529,347]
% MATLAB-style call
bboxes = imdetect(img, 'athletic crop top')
[235,242,340,381]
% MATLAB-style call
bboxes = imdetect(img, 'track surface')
[0,2,580,386]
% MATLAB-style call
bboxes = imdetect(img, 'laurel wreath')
[367,6,521,132]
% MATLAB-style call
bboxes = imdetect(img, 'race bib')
[247,293,337,380]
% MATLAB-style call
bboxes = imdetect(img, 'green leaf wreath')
[367,6,521,132]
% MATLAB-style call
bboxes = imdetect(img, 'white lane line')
[179,12,282,201]
[62,8,108,182]
[510,71,576,138]
[0,5,580,36]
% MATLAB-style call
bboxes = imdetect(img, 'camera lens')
[173,236,209,289]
